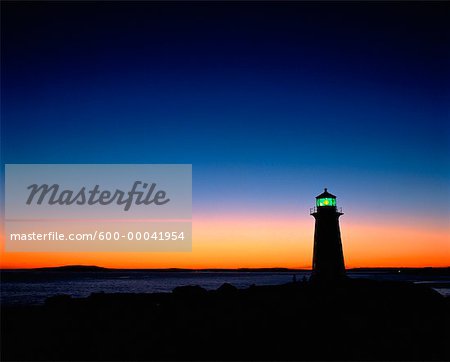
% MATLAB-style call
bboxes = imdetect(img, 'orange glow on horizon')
[1,214,449,269]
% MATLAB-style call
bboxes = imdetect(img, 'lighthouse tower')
[310,188,346,283]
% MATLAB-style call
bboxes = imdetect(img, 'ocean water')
[1,270,449,305]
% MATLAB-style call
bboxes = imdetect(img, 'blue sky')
[1,2,449,226]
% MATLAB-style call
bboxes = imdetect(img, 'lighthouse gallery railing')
[310,206,343,214]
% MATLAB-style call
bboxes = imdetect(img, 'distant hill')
[34,265,109,272]
[29,266,301,273]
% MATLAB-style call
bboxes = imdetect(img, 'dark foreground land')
[1,278,449,361]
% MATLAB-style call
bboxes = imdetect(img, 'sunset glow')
[1,212,448,269]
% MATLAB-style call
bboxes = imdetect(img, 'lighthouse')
[310,188,346,283]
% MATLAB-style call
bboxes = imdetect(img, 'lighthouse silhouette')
[310,188,346,283]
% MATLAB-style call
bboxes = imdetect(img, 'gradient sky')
[1,1,449,268]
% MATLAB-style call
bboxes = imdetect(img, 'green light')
[317,198,336,207]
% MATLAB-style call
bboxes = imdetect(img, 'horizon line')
[1,265,449,271]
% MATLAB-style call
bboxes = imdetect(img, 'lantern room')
[315,188,337,207]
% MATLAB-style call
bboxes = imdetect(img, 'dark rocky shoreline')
[1,278,449,361]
